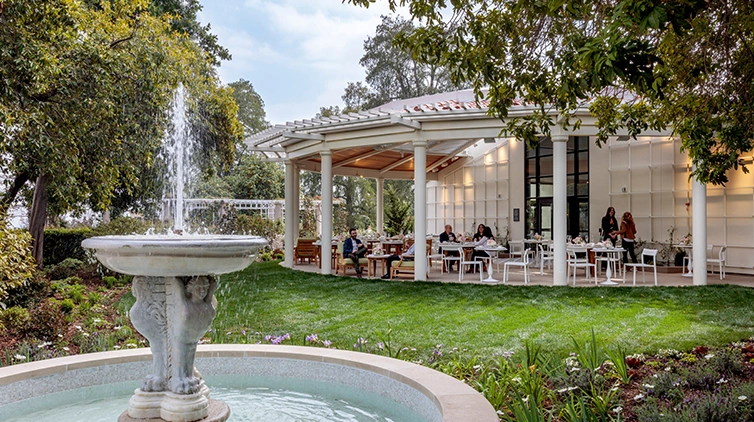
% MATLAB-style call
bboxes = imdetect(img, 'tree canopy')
[229,79,269,136]
[0,0,242,263]
[346,0,754,185]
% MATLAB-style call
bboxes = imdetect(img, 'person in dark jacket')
[601,207,619,246]
[343,228,367,277]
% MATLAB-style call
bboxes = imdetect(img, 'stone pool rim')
[0,344,498,422]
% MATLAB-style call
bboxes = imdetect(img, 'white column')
[320,151,333,275]
[692,174,708,286]
[552,134,568,286]
[284,160,295,268]
[376,177,384,235]
[414,140,427,281]
[292,164,300,239]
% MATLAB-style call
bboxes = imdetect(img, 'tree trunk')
[0,171,30,215]
[30,175,48,268]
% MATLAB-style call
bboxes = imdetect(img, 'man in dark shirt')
[438,224,459,272]
[342,228,367,277]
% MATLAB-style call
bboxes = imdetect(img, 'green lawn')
[135,261,754,358]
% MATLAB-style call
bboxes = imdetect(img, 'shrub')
[0,306,31,332]
[3,275,50,309]
[102,276,118,288]
[0,218,36,305]
[46,259,85,281]
[65,284,86,304]
[60,298,75,313]
[43,228,92,266]
[26,300,63,339]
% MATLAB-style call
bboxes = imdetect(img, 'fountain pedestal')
[82,235,267,422]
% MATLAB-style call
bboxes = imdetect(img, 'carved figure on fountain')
[168,276,217,395]
[130,276,168,392]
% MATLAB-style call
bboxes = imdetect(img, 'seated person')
[438,224,459,272]
[469,226,494,273]
[343,228,367,277]
[382,241,415,279]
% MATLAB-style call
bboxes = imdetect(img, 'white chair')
[459,250,483,282]
[567,248,596,286]
[624,248,658,286]
[538,242,554,275]
[440,244,462,273]
[426,244,444,277]
[504,248,532,284]
[707,245,727,279]
[508,241,524,261]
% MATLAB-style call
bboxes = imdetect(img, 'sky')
[197,0,408,125]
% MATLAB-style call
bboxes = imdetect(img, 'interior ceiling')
[302,139,474,174]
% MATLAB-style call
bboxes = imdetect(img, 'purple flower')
[306,334,319,343]
[241,330,246,336]
[323,340,332,347]
[377,342,384,350]
[264,335,273,342]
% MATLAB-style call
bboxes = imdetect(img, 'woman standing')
[617,212,638,264]
[601,207,619,246]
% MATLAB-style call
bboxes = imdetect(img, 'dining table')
[381,240,405,255]
[591,246,625,285]
[474,245,507,283]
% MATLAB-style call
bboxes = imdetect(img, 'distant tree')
[316,106,342,118]
[300,171,321,198]
[229,79,269,136]
[226,152,284,200]
[343,15,467,111]
[383,183,413,236]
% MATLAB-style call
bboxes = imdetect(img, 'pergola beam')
[426,139,479,172]
[380,154,414,174]
[390,114,422,129]
[283,131,324,141]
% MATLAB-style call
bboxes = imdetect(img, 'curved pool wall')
[0,344,498,422]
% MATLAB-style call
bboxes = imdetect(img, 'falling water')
[162,85,198,232]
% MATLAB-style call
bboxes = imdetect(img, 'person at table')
[382,240,415,279]
[601,207,619,246]
[472,224,485,242]
[343,228,368,277]
[616,211,638,264]
[468,226,494,273]
[439,224,459,272]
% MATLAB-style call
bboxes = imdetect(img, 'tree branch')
[0,171,30,215]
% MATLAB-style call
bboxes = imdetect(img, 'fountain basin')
[0,345,498,422]
[81,235,268,276]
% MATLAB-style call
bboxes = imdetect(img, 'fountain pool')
[0,345,499,421]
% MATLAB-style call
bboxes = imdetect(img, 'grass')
[120,260,754,358]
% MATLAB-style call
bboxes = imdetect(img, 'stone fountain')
[82,234,268,421]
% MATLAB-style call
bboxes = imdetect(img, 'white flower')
[716,377,728,384]
[63,347,70,351]
[82,332,90,337]
[114,326,122,330]
[634,393,645,401]
[613,406,623,413]
[643,384,655,389]
[113,345,122,350]
[557,386,579,393]
[74,325,82,330]
[739,396,748,401]
[126,343,137,348]
[512,377,522,383]
[14,354,26,361]
[704,353,715,360]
